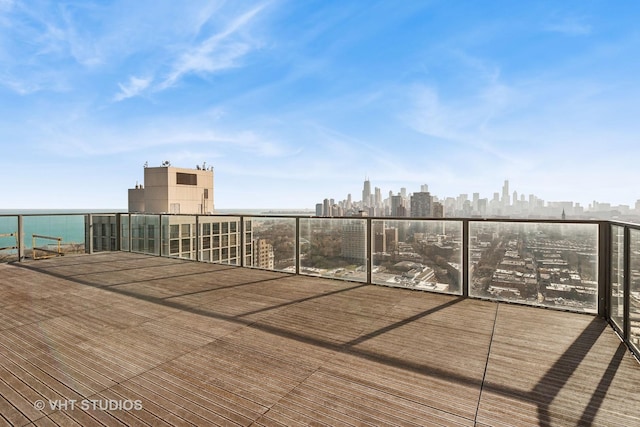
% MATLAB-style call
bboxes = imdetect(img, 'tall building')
[124,164,250,265]
[502,180,510,208]
[410,192,432,217]
[391,195,404,217]
[129,165,214,214]
[432,202,444,218]
[362,178,372,208]
[253,238,275,270]
[341,220,366,263]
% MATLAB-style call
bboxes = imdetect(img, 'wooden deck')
[0,252,639,427]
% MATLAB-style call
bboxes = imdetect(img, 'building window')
[204,189,209,199]
[176,172,197,185]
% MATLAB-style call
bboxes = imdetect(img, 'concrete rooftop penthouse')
[1,252,639,426]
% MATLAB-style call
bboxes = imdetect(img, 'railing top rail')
[608,219,640,229]
[1,212,639,228]
[0,212,123,218]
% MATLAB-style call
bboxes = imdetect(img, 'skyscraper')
[362,178,371,208]
[410,192,432,217]
[502,180,510,207]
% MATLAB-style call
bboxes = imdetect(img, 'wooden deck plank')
[2,253,640,427]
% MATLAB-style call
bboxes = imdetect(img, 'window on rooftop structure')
[204,189,209,199]
[176,173,197,185]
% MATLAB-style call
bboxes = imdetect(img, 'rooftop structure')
[129,165,214,214]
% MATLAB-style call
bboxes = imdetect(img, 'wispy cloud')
[544,16,592,36]
[113,76,152,101]
[158,4,266,90]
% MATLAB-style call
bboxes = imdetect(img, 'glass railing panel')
[610,225,625,331]
[299,218,367,282]
[0,215,19,262]
[243,217,296,272]
[371,219,462,294]
[629,228,640,353]
[91,214,118,252]
[131,214,160,255]
[198,216,241,265]
[469,221,598,313]
[24,215,86,259]
[121,214,130,252]
[161,215,196,259]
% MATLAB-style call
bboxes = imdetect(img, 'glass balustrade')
[0,215,19,262]
[243,217,296,272]
[299,217,367,282]
[162,215,197,259]
[469,221,598,313]
[90,214,119,252]
[6,212,640,359]
[197,216,241,265]
[130,214,160,255]
[371,219,462,294]
[24,214,86,259]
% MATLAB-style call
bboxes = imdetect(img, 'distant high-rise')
[323,198,330,217]
[362,178,372,208]
[421,184,429,193]
[391,195,404,217]
[432,201,444,218]
[502,180,510,207]
[410,192,432,218]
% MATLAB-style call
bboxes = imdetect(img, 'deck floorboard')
[1,252,639,426]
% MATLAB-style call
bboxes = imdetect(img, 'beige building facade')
[128,166,214,214]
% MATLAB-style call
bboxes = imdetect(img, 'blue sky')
[1,0,639,209]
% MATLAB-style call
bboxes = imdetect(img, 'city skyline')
[1,1,639,209]
[316,177,640,219]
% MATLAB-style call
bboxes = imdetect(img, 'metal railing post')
[598,221,610,318]
[239,216,245,267]
[196,215,201,262]
[462,219,469,297]
[86,213,94,254]
[366,217,372,285]
[17,215,24,262]
[623,226,631,342]
[128,214,132,253]
[157,214,162,256]
[295,217,300,275]
[115,213,121,251]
